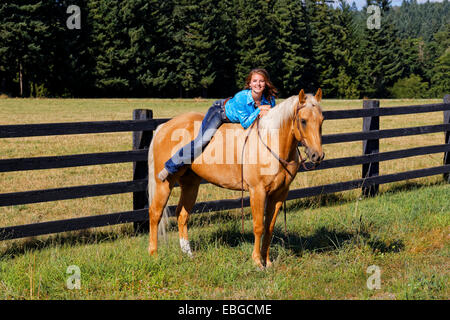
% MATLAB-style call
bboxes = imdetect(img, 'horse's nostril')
[312,152,324,164]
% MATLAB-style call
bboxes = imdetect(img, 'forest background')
[0,0,448,99]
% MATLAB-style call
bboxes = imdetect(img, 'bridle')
[256,101,318,175]
[239,100,320,233]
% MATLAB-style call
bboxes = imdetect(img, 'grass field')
[0,97,448,299]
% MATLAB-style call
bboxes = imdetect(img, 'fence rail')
[322,123,450,144]
[0,119,169,138]
[323,102,449,119]
[0,150,148,172]
[0,96,449,241]
[1,102,447,138]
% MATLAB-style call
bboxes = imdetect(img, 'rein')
[255,102,318,176]
[239,103,317,233]
[240,119,257,233]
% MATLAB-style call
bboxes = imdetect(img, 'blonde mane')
[258,94,323,130]
[258,95,298,129]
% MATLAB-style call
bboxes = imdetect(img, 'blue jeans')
[165,99,231,174]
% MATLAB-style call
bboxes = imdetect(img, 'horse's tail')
[148,124,169,242]
[147,127,157,207]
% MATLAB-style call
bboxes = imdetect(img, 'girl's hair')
[244,68,278,102]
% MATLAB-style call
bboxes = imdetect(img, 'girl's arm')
[259,98,275,116]
[236,107,261,129]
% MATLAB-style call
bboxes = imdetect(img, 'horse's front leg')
[249,186,267,269]
[261,188,289,268]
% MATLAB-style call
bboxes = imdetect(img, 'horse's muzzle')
[310,151,325,165]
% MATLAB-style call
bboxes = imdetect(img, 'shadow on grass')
[186,179,446,228]
[1,220,405,261]
[0,227,135,260]
[378,180,443,195]
[194,225,404,257]
[284,179,445,212]
[2,177,434,259]
[182,193,359,230]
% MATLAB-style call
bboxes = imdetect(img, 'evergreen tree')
[429,23,450,97]
[430,50,450,98]
[234,0,277,89]
[308,0,353,97]
[207,0,238,98]
[169,0,231,97]
[356,0,403,97]
[88,0,135,96]
[397,37,428,91]
[335,0,361,98]
[0,0,448,98]
[54,0,95,97]
[271,0,310,96]
[120,0,175,97]
[0,1,58,97]
[389,0,450,41]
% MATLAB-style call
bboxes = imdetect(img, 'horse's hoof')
[265,260,273,268]
[180,238,194,258]
[252,257,265,270]
[148,247,157,257]
[255,263,265,271]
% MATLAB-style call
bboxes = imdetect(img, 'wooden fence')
[0,96,449,240]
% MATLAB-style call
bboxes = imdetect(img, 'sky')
[339,0,445,9]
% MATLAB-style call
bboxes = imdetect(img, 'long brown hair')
[244,68,278,102]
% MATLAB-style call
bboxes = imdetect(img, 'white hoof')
[180,238,193,258]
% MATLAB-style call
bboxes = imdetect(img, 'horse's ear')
[298,89,306,105]
[315,88,322,103]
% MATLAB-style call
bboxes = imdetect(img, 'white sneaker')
[158,167,170,181]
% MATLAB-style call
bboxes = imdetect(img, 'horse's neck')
[258,98,299,163]
[277,119,298,162]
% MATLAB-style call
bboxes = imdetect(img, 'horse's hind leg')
[176,173,201,257]
[148,182,171,256]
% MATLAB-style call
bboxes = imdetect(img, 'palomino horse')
[147,89,324,269]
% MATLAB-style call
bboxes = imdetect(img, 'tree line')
[0,0,448,99]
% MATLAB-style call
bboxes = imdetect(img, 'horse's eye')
[301,119,307,126]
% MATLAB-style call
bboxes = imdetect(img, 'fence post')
[133,109,153,233]
[362,99,380,196]
[444,94,450,183]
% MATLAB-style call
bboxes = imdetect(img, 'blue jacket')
[224,89,276,129]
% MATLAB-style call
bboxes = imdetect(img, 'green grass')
[0,182,448,299]
[0,97,448,299]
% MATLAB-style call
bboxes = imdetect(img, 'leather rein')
[239,102,317,233]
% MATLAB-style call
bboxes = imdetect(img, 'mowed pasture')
[0,97,448,299]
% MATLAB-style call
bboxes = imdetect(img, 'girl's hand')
[259,105,271,116]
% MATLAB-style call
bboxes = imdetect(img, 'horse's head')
[293,89,325,164]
